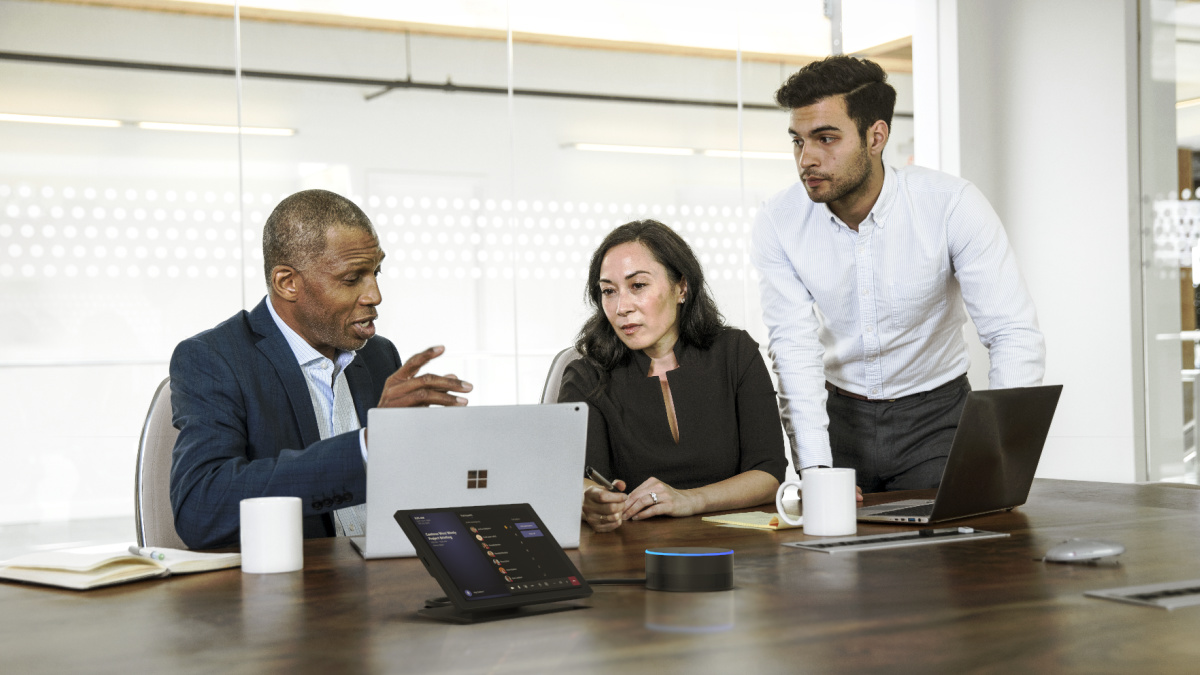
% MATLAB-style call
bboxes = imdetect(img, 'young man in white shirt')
[751,56,1045,492]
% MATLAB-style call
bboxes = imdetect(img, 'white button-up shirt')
[751,164,1045,470]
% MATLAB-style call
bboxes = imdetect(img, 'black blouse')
[558,327,787,491]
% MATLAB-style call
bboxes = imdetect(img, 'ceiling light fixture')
[0,113,296,136]
[702,149,792,160]
[571,143,791,160]
[1178,97,1200,110]
[137,122,295,136]
[0,112,121,127]
[572,143,694,156]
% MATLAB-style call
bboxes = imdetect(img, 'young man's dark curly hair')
[774,56,897,140]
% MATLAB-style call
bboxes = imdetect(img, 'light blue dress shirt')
[751,164,1045,470]
[266,297,369,462]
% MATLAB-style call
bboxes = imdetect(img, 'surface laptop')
[350,403,589,559]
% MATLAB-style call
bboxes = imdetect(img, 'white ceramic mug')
[775,467,857,536]
[240,496,304,574]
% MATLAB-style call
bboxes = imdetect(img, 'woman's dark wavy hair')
[575,219,724,373]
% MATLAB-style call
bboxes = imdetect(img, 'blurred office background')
[0,0,1197,549]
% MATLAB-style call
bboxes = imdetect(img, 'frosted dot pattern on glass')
[1152,195,1200,270]
[0,182,756,282]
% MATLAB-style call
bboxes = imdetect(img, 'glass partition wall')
[1143,0,1200,483]
[0,2,243,541]
[0,0,915,549]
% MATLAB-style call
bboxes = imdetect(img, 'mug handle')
[775,479,803,526]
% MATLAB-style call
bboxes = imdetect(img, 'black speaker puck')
[645,547,734,592]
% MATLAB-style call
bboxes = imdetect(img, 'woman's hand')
[622,476,702,521]
[582,480,628,532]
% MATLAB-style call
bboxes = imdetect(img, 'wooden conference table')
[4,479,1200,673]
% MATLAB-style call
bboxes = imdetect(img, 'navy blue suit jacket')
[168,298,402,549]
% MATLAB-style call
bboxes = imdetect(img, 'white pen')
[128,545,167,561]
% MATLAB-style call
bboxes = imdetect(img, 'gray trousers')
[827,374,971,493]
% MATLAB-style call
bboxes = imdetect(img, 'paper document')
[702,511,801,530]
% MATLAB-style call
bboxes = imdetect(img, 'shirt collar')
[818,163,898,232]
[818,201,841,232]
[265,295,357,370]
[871,164,898,229]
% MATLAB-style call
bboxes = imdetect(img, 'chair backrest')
[135,377,188,549]
[541,347,584,404]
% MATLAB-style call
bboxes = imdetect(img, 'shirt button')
[860,289,869,296]
[865,325,874,334]
[867,356,875,362]
[871,388,879,395]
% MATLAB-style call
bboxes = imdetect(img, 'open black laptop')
[857,384,1063,524]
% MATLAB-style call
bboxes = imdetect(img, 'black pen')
[585,466,621,492]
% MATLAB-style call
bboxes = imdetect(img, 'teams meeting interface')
[409,508,582,601]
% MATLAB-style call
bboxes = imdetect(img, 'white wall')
[916,0,1156,482]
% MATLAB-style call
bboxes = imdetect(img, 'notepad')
[0,548,241,590]
[702,511,801,530]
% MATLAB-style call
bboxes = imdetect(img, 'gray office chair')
[541,346,583,404]
[134,377,189,549]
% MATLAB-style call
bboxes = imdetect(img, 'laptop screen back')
[359,403,589,559]
[928,384,1062,522]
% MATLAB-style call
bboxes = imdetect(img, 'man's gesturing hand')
[377,346,473,408]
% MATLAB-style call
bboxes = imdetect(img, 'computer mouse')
[1043,538,1125,563]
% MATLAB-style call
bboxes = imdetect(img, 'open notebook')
[0,548,241,590]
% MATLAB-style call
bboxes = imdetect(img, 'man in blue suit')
[169,189,472,549]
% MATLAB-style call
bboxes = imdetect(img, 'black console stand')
[417,598,587,624]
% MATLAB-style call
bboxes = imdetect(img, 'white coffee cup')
[240,496,303,574]
[775,467,857,536]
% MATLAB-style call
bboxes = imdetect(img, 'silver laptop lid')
[357,403,589,559]
[926,384,1063,522]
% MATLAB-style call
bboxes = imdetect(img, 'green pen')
[128,545,167,561]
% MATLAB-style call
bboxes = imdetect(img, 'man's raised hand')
[377,346,473,409]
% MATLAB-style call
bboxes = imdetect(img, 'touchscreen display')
[406,506,584,602]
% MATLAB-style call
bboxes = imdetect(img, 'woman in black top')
[559,220,786,532]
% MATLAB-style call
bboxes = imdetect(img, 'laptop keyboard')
[875,503,935,517]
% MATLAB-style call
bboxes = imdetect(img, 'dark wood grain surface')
[4,479,1200,674]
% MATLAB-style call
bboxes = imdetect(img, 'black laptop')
[857,384,1063,524]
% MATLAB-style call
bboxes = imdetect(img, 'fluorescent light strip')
[138,122,295,136]
[0,112,121,128]
[1178,97,1200,110]
[0,113,296,136]
[703,149,792,160]
[572,142,791,160]
[573,143,694,156]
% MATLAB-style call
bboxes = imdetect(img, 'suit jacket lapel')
[345,358,374,426]
[248,299,323,448]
